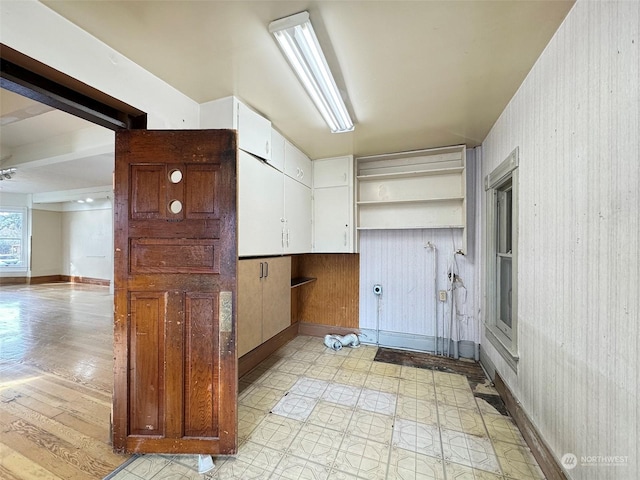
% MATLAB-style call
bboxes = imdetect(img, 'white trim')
[485,147,519,191]
[359,328,479,360]
[484,148,519,370]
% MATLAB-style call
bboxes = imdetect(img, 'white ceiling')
[0,89,114,196]
[0,0,574,197]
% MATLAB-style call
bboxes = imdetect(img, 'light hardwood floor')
[0,283,130,479]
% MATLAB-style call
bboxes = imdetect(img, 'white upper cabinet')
[238,151,284,257]
[270,128,286,172]
[284,175,312,254]
[237,102,271,161]
[312,155,355,253]
[202,96,313,257]
[313,156,351,188]
[281,139,312,253]
[284,141,312,188]
[200,96,271,161]
[237,136,313,257]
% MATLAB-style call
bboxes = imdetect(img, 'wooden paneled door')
[112,130,237,455]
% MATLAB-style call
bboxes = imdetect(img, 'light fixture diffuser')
[269,11,354,133]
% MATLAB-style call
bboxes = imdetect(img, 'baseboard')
[1,275,65,285]
[357,328,478,360]
[479,345,497,380]
[238,322,299,378]
[29,275,65,284]
[494,373,567,480]
[61,275,110,286]
[298,322,361,338]
[1,275,110,286]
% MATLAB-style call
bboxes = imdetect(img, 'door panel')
[128,292,166,437]
[185,164,219,218]
[184,292,219,438]
[130,165,167,219]
[130,238,220,274]
[113,129,237,455]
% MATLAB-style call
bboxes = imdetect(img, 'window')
[485,148,518,370]
[0,207,28,271]
[496,178,513,338]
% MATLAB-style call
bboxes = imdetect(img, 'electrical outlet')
[438,290,447,302]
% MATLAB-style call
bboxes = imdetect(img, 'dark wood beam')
[1,44,146,131]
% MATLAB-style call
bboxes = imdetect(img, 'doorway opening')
[0,44,147,476]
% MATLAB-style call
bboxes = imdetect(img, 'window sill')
[485,325,519,373]
[0,268,28,274]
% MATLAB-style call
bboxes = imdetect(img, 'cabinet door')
[313,156,351,188]
[284,176,312,254]
[237,102,271,161]
[237,259,263,357]
[313,186,351,252]
[284,141,312,188]
[238,151,284,256]
[270,128,285,172]
[261,256,291,341]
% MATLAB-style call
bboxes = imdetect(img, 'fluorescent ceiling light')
[269,11,354,134]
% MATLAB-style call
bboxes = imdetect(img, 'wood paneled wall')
[294,254,359,329]
[480,2,639,479]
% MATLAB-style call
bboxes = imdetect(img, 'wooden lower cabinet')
[238,256,291,357]
[237,260,263,357]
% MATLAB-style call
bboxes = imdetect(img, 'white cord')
[375,294,381,346]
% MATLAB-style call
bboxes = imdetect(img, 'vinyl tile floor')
[106,336,546,480]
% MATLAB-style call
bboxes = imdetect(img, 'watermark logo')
[562,452,629,469]
[561,453,578,470]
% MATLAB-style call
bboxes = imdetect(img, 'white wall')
[480,1,639,479]
[358,150,481,355]
[61,202,113,282]
[31,208,62,277]
[7,200,113,282]
[359,228,478,354]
